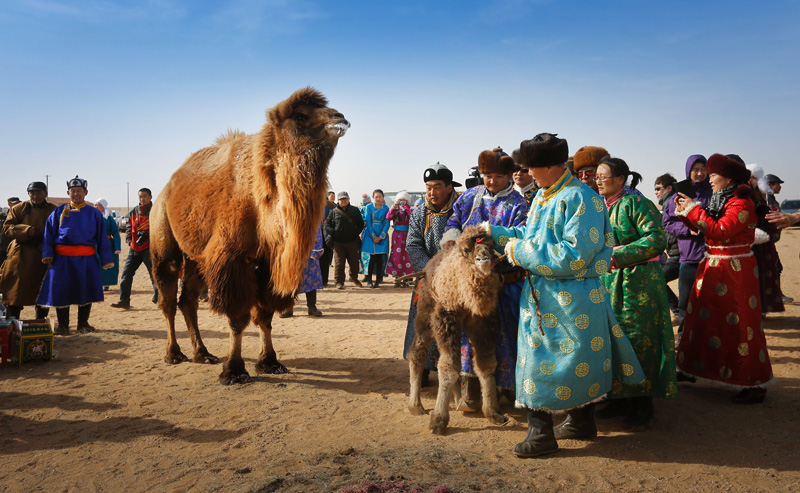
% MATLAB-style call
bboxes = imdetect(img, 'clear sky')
[2,1,799,209]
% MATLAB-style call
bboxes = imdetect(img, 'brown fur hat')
[519,133,569,168]
[573,146,609,171]
[707,153,751,184]
[478,147,515,175]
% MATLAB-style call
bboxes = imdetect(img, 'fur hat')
[395,191,412,205]
[706,153,751,184]
[519,133,569,168]
[67,175,88,189]
[746,164,771,196]
[573,146,609,171]
[478,147,515,175]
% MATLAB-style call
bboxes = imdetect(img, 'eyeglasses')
[594,175,613,182]
[577,169,595,178]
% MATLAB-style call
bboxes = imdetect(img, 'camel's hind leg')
[151,208,188,365]
[219,314,251,385]
[252,305,289,375]
[467,314,508,426]
[429,308,461,435]
[178,257,218,364]
[408,303,435,416]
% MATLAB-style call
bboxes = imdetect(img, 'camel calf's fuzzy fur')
[150,87,349,385]
[407,226,509,434]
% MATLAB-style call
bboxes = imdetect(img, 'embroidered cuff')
[440,228,461,248]
[675,201,699,217]
[504,238,518,266]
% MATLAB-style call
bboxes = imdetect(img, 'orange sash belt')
[55,244,96,256]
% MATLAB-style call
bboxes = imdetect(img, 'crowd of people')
[0,138,795,459]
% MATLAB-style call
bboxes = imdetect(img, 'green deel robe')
[602,192,678,400]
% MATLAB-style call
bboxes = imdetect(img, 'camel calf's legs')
[253,307,288,374]
[429,310,461,435]
[408,319,434,416]
[469,316,508,426]
[219,315,251,385]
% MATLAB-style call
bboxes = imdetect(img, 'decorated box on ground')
[11,319,54,366]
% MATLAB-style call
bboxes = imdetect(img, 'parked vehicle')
[780,199,800,215]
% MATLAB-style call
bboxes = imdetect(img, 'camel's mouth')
[475,256,492,272]
[327,121,350,137]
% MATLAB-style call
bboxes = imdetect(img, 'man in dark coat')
[324,191,365,289]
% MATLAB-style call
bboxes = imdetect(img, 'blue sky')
[1,1,799,208]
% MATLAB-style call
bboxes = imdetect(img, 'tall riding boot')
[305,291,322,317]
[595,398,631,419]
[514,409,558,458]
[554,403,597,440]
[6,305,22,319]
[623,396,654,429]
[35,305,50,319]
[77,304,96,333]
[55,307,70,335]
[456,375,481,412]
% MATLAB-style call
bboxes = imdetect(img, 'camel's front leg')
[219,315,251,385]
[408,317,434,416]
[252,307,288,374]
[429,310,460,435]
[469,315,508,426]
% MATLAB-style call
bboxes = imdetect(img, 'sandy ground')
[2,231,800,492]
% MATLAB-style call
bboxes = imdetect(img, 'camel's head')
[267,87,349,153]
[457,226,497,276]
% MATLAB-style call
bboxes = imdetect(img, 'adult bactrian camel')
[150,87,349,384]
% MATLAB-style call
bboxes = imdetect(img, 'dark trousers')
[663,257,680,314]
[119,248,157,303]
[319,244,334,284]
[367,254,385,281]
[333,240,361,284]
[677,262,700,338]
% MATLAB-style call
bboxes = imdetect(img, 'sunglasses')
[577,169,596,178]
[654,186,663,191]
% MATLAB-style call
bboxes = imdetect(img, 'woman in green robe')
[595,157,678,429]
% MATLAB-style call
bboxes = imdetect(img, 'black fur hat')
[519,133,569,168]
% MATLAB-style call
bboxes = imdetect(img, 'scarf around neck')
[705,184,737,219]
[424,189,457,214]
[604,187,626,209]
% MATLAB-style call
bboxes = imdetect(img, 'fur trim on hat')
[395,191,412,204]
[707,153,751,184]
[478,148,515,175]
[519,133,569,168]
[573,146,609,171]
[746,164,770,196]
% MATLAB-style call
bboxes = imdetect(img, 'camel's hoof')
[219,370,251,385]
[193,352,220,364]
[429,414,449,435]
[408,405,426,416]
[255,361,289,375]
[165,351,189,365]
[488,412,510,426]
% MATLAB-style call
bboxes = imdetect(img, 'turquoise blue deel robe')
[361,203,390,255]
[489,170,644,411]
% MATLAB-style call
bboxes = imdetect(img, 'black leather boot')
[514,409,558,458]
[623,396,654,429]
[35,305,50,319]
[731,387,766,404]
[305,291,322,317]
[595,398,631,419]
[7,305,22,319]
[55,307,70,335]
[77,304,96,333]
[554,403,597,440]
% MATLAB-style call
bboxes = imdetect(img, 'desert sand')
[2,230,800,492]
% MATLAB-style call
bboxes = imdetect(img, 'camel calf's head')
[267,87,349,153]
[457,226,497,276]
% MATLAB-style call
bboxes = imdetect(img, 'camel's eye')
[463,248,470,255]
[295,114,307,125]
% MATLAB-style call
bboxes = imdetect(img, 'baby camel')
[407,225,509,434]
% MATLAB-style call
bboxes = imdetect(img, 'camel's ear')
[267,87,329,127]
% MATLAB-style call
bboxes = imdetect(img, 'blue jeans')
[118,248,157,303]
[677,262,699,339]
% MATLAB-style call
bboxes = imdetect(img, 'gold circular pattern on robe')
[678,351,685,364]
[545,276,556,281]
[708,257,720,268]
[589,288,605,304]
[523,379,536,395]
[738,343,749,356]
[575,314,590,330]
[497,235,509,247]
[749,296,758,309]
[542,313,558,328]
[612,380,623,394]
[574,269,588,279]
[687,302,693,314]
[576,202,586,216]
[708,336,722,350]
[605,232,615,247]
[575,363,589,377]
[537,265,553,276]
[738,210,750,223]
[533,211,540,223]
[731,258,742,272]
[747,326,754,340]
[557,291,572,306]
[559,338,575,353]
[715,283,728,296]
[590,337,604,351]
[696,279,704,292]
[519,353,526,367]
[595,260,608,275]
[699,307,710,320]
[593,196,604,212]
[532,334,542,348]
[549,244,560,256]
[759,350,766,363]
[727,312,740,326]
[603,359,611,371]
[719,366,733,379]
[570,259,586,271]
[588,383,601,397]
[697,220,708,232]
[546,217,555,230]
[621,364,634,376]
[529,289,541,303]
[559,201,567,212]
[555,386,572,400]
[540,360,556,375]
[590,227,600,243]
[523,241,534,253]
[611,324,624,338]
[521,308,532,322]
